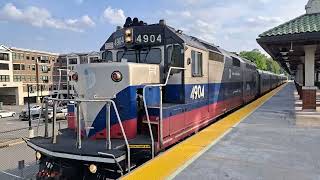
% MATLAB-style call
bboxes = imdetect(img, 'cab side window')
[191,50,203,77]
[167,45,183,67]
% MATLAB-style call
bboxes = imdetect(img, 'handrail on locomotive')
[36,96,132,172]
[142,66,186,158]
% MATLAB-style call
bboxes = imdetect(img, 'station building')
[257,0,320,110]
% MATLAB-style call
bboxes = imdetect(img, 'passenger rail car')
[26,18,286,179]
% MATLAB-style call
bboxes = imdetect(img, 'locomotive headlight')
[89,164,97,174]
[125,36,132,43]
[36,151,42,160]
[125,28,133,43]
[125,28,132,36]
[111,71,122,82]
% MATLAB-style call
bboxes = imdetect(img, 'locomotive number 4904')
[136,34,162,44]
[190,85,205,100]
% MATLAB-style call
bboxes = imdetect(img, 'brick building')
[0,45,100,105]
[10,47,59,104]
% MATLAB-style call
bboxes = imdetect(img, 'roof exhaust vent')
[159,19,166,25]
[132,17,139,26]
[124,17,132,28]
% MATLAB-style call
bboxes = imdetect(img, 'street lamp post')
[27,84,34,138]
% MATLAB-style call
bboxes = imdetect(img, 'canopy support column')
[302,45,317,110]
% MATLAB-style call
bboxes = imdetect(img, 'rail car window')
[232,57,240,67]
[167,45,183,67]
[246,64,256,70]
[117,48,161,64]
[209,51,224,63]
[191,50,203,77]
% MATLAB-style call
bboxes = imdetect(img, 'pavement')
[174,82,320,180]
[0,104,67,144]
[0,143,38,179]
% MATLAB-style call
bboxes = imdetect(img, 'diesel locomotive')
[26,17,286,179]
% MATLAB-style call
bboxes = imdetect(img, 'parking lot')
[0,105,67,143]
[0,105,68,179]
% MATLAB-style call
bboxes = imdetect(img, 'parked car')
[20,106,53,121]
[0,110,16,118]
[21,104,42,117]
[45,107,68,122]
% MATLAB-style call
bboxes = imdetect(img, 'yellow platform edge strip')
[122,83,286,180]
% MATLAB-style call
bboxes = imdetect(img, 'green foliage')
[239,49,283,74]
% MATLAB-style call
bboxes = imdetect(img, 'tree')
[239,49,283,74]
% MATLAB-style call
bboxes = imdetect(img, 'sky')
[0,0,308,54]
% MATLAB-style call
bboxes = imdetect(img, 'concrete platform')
[174,82,320,180]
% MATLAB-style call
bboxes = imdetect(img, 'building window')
[41,65,49,73]
[80,56,88,64]
[41,76,49,83]
[26,76,31,82]
[191,50,203,77]
[31,65,36,71]
[32,76,36,82]
[12,53,17,60]
[13,76,18,82]
[69,58,78,65]
[0,63,9,70]
[31,57,35,60]
[0,75,10,82]
[89,57,99,63]
[21,64,25,70]
[13,64,21,70]
[0,53,9,61]
[40,56,49,63]
[26,56,30,60]
[14,75,22,82]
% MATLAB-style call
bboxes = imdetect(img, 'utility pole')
[27,84,34,138]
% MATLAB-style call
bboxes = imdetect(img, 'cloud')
[75,0,84,4]
[102,6,126,26]
[162,0,306,52]
[246,16,283,27]
[0,3,95,32]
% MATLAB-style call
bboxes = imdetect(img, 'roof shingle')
[259,13,320,37]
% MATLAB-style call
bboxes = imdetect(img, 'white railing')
[143,67,186,157]
[38,97,132,172]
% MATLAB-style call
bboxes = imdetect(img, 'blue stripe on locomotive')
[88,81,246,137]
[88,85,161,137]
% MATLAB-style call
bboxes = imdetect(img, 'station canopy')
[257,1,320,75]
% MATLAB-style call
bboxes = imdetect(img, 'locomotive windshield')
[116,48,162,64]
[102,50,112,61]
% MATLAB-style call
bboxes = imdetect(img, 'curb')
[0,138,25,149]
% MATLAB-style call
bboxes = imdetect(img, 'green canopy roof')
[259,13,320,37]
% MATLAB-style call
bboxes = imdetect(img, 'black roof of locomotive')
[99,20,256,67]
[100,22,222,53]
